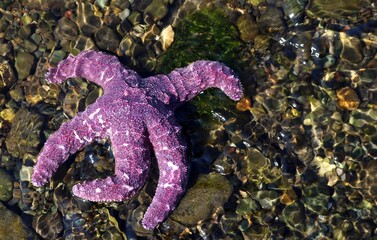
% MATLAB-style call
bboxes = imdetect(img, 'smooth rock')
[20,38,38,53]
[94,26,121,52]
[336,86,360,110]
[257,4,286,33]
[95,0,110,9]
[145,0,169,21]
[169,173,233,226]
[0,61,16,88]
[70,35,97,54]
[76,2,102,36]
[5,109,44,158]
[339,32,363,64]
[15,51,34,80]
[0,169,13,201]
[307,0,371,21]
[160,25,174,51]
[0,108,15,122]
[282,202,306,233]
[32,211,63,239]
[236,13,259,42]
[0,202,29,240]
[55,17,80,41]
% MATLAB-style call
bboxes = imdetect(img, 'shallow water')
[1,0,377,239]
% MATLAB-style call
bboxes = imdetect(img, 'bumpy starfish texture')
[32,50,243,229]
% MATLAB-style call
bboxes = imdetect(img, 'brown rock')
[236,13,259,42]
[169,173,233,226]
[336,86,360,110]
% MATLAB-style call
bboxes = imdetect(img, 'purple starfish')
[32,50,243,229]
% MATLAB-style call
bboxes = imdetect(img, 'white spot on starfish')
[95,188,102,193]
[124,185,134,191]
[167,161,178,171]
[104,75,114,83]
[98,115,104,124]
[99,71,105,81]
[73,130,84,143]
[162,183,173,188]
[135,168,143,174]
[89,108,101,119]
[83,136,92,142]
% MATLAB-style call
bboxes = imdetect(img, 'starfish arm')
[142,60,243,108]
[46,50,135,90]
[142,109,188,230]
[72,124,151,202]
[32,105,107,187]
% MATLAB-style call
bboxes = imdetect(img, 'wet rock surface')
[1,0,377,239]
[5,108,44,158]
[169,173,233,226]
[0,61,16,89]
[0,169,13,201]
[307,0,371,21]
[0,202,31,240]
[15,51,34,80]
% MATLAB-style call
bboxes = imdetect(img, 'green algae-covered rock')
[156,8,245,74]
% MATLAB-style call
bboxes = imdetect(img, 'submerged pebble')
[0,61,16,89]
[169,173,233,226]
[307,0,371,21]
[15,51,34,80]
[55,17,80,41]
[0,169,13,201]
[33,211,63,239]
[94,26,121,52]
[76,2,102,36]
[5,109,44,158]
[0,202,30,239]
[236,13,259,42]
[336,86,360,110]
